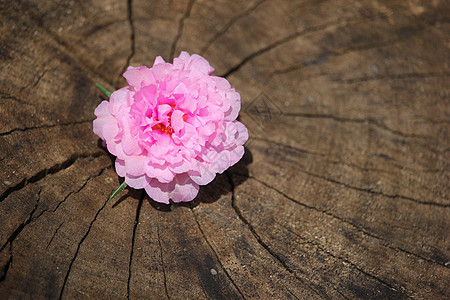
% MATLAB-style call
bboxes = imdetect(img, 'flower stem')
[109,181,127,200]
[96,83,112,98]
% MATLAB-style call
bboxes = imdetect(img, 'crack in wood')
[0,189,42,282]
[245,174,448,267]
[58,186,111,300]
[118,0,135,85]
[0,151,105,204]
[274,220,403,298]
[272,221,353,300]
[0,189,42,253]
[285,288,302,300]
[231,171,411,297]
[0,245,13,283]
[19,68,51,93]
[243,153,448,207]
[156,224,170,300]
[279,112,436,141]
[46,221,65,250]
[32,208,48,222]
[226,172,326,299]
[0,91,36,107]
[52,165,112,213]
[190,209,246,299]
[16,1,114,86]
[200,0,266,55]
[419,116,450,125]
[169,0,196,61]
[252,138,446,174]
[335,72,450,85]
[299,166,449,207]
[250,137,326,157]
[225,10,446,80]
[269,30,428,77]
[0,164,110,286]
[0,119,93,137]
[127,192,144,300]
[269,9,450,78]
[221,13,387,78]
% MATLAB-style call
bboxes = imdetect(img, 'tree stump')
[1,0,449,298]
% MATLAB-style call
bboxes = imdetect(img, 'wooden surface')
[1,0,449,299]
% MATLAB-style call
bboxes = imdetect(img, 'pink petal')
[153,56,165,66]
[229,146,245,166]
[146,163,175,183]
[125,174,150,189]
[213,151,231,174]
[178,51,190,61]
[224,98,240,121]
[171,109,185,134]
[122,136,141,156]
[151,64,166,81]
[170,159,192,174]
[234,121,248,145]
[145,180,171,204]
[123,66,146,87]
[125,156,147,176]
[188,165,216,185]
[170,173,199,202]
[109,88,131,115]
[110,141,126,160]
[178,123,198,149]
[102,122,120,142]
[93,116,115,140]
[94,101,110,118]
[115,159,126,177]
[178,95,197,113]
[213,76,231,89]
[188,54,214,75]
[135,85,157,107]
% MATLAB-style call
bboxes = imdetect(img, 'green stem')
[109,181,128,200]
[96,83,112,99]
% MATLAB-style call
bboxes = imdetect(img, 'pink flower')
[93,52,248,204]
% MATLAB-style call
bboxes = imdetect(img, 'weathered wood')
[1,0,449,299]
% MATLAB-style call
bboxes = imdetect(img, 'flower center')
[150,104,188,136]
[152,122,174,135]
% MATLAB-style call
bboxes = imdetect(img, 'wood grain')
[1,0,449,298]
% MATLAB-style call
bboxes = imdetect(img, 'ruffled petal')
[171,109,185,134]
[169,173,199,202]
[125,156,147,176]
[169,159,192,174]
[145,163,175,183]
[122,136,141,156]
[123,66,143,87]
[145,179,171,204]
[115,159,126,177]
[109,88,131,115]
[234,121,249,145]
[125,174,150,189]
[153,56,165,66]
[93,116,113,140]
[103,122,120,142]
[94,101,110,118]
[188,164,216,185]
[229,145,245,166]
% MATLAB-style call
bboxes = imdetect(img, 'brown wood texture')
[1,0,449,299]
